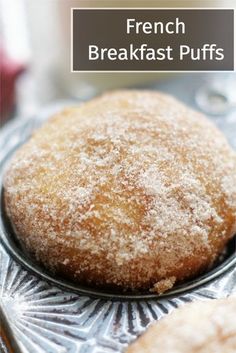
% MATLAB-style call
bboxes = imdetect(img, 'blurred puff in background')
[0,0,235,126]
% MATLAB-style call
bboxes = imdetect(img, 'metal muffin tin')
[0,74,236,353]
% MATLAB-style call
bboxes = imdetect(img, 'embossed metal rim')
[0,112,235,301]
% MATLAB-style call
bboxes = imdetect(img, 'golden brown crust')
[3,90,236,291]
[126,296,236,353]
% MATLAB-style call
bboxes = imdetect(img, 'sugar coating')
[3,90,236,291]
[126,296,236,353]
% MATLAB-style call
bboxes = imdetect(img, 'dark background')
[72,9,234,71]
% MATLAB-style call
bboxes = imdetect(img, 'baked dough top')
[4,90,236,289]
[126,296,236,353]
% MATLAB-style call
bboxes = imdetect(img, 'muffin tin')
[0,74,236,353]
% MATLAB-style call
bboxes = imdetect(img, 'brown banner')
[72,9,234,71]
